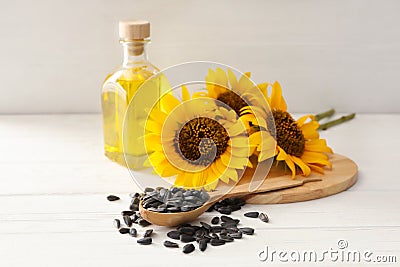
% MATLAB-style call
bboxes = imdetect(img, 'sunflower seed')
[137,237,152,245]
[144,187,155,193]
[164,240,179,248]
[211,216,220,224]
[244,211,259,218]
[210,239,225,246]
[129,203,139,211]
[179,227,196,236]
[129,228,137,237]
[138,219,151,227]
[121,210,134,216]
[183,243,195,254]
[200,222,211,231]
[180,234,196,243]
[220,215,234,222]
[220,235,234,242]
[167,230,180,240]
[107,195,120,201]
[119,228,129,234]
[199,239,207,251]
[113,219,121,229]
[218,206,232,215]
[221,221,239,228]
[259,212,269,223]
[230,205,241,212]
[229,232,243,239]
[211,226,224,233]
[123,215,132,227]
[205,205,214,212]
[239,227,255,235]
[144,229,153,237]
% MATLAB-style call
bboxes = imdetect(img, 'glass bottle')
[101,20,159,167]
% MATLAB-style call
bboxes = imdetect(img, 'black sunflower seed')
[107,195,120,201]
[199,239,207,251]
[211,226,224,233]
[229,232,243,239]
[180,234,196,243]
[200,222,211,231]
[211,216,220,224]
[119,228,129,234]
[221,221,239,228]
[138,219,151,227]
[167,230,180,240]
[164,240,179,248]
[220,235,234,242]
[179,227,196,236]
[113,219,121,229]
[218,206,232,215]
[129,228,137,237]
[123,215,132,227]
[210,239,225,246]
[183,243,195,254]
[137,237,152,245]
[239,227,255,235]
[220,215,234,222]
[144,229,153,237]
[230,205,241,212]
[129,203,139,211]
[244,211,259,218]
[259,212,269,223]
[121,210,134,216]
[205,205,214,212]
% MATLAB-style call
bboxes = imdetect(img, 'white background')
[1,0,399,114]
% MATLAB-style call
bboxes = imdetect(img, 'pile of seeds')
[140,187,210,213]
[161,214,256,253]
[107,187,270,254]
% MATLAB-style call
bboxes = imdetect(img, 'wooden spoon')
[139,176,322,226]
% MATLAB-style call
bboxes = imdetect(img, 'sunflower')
[248,81,333,178]
[144,85,256,191]
[194,68,269,134]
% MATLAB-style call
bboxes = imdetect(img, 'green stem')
[314,108,335,121]
[318,113,356,130]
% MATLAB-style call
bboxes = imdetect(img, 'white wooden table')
[0,114,399,266]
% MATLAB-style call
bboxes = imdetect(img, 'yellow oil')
[101,66,159,167]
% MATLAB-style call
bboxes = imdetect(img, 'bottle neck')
[121,40,149,66]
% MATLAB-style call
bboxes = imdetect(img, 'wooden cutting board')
[209,153,358,204]
[240,153,358,204]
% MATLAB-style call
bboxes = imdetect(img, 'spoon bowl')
[139,201,214,227]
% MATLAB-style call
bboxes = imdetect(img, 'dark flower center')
[176,117,229,166]
[217,91,248,115]
[272,110,305,157]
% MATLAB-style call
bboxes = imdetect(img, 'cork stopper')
[119,20,150,41]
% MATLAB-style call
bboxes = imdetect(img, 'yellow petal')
[276,146,288,161]
[181,84,190,101]
[145,120,162,134]
[215,67,229,89]
[227,68,238,89]
[309,164,326,174]
[224,167,239,182]
[285,156,296,179]
[160,93,181,113]
[270,81,287,111]
[290,155,311,176]
[305,139,333,153]
[296,115,314,127]
[230,136,250,148]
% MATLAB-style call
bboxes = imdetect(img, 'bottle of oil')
[101,20,159,167]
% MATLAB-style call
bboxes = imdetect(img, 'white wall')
[1,0,399,114]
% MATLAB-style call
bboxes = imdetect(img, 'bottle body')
[101,41,159,167]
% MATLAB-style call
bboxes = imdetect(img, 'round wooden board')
[243,154,358,204]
